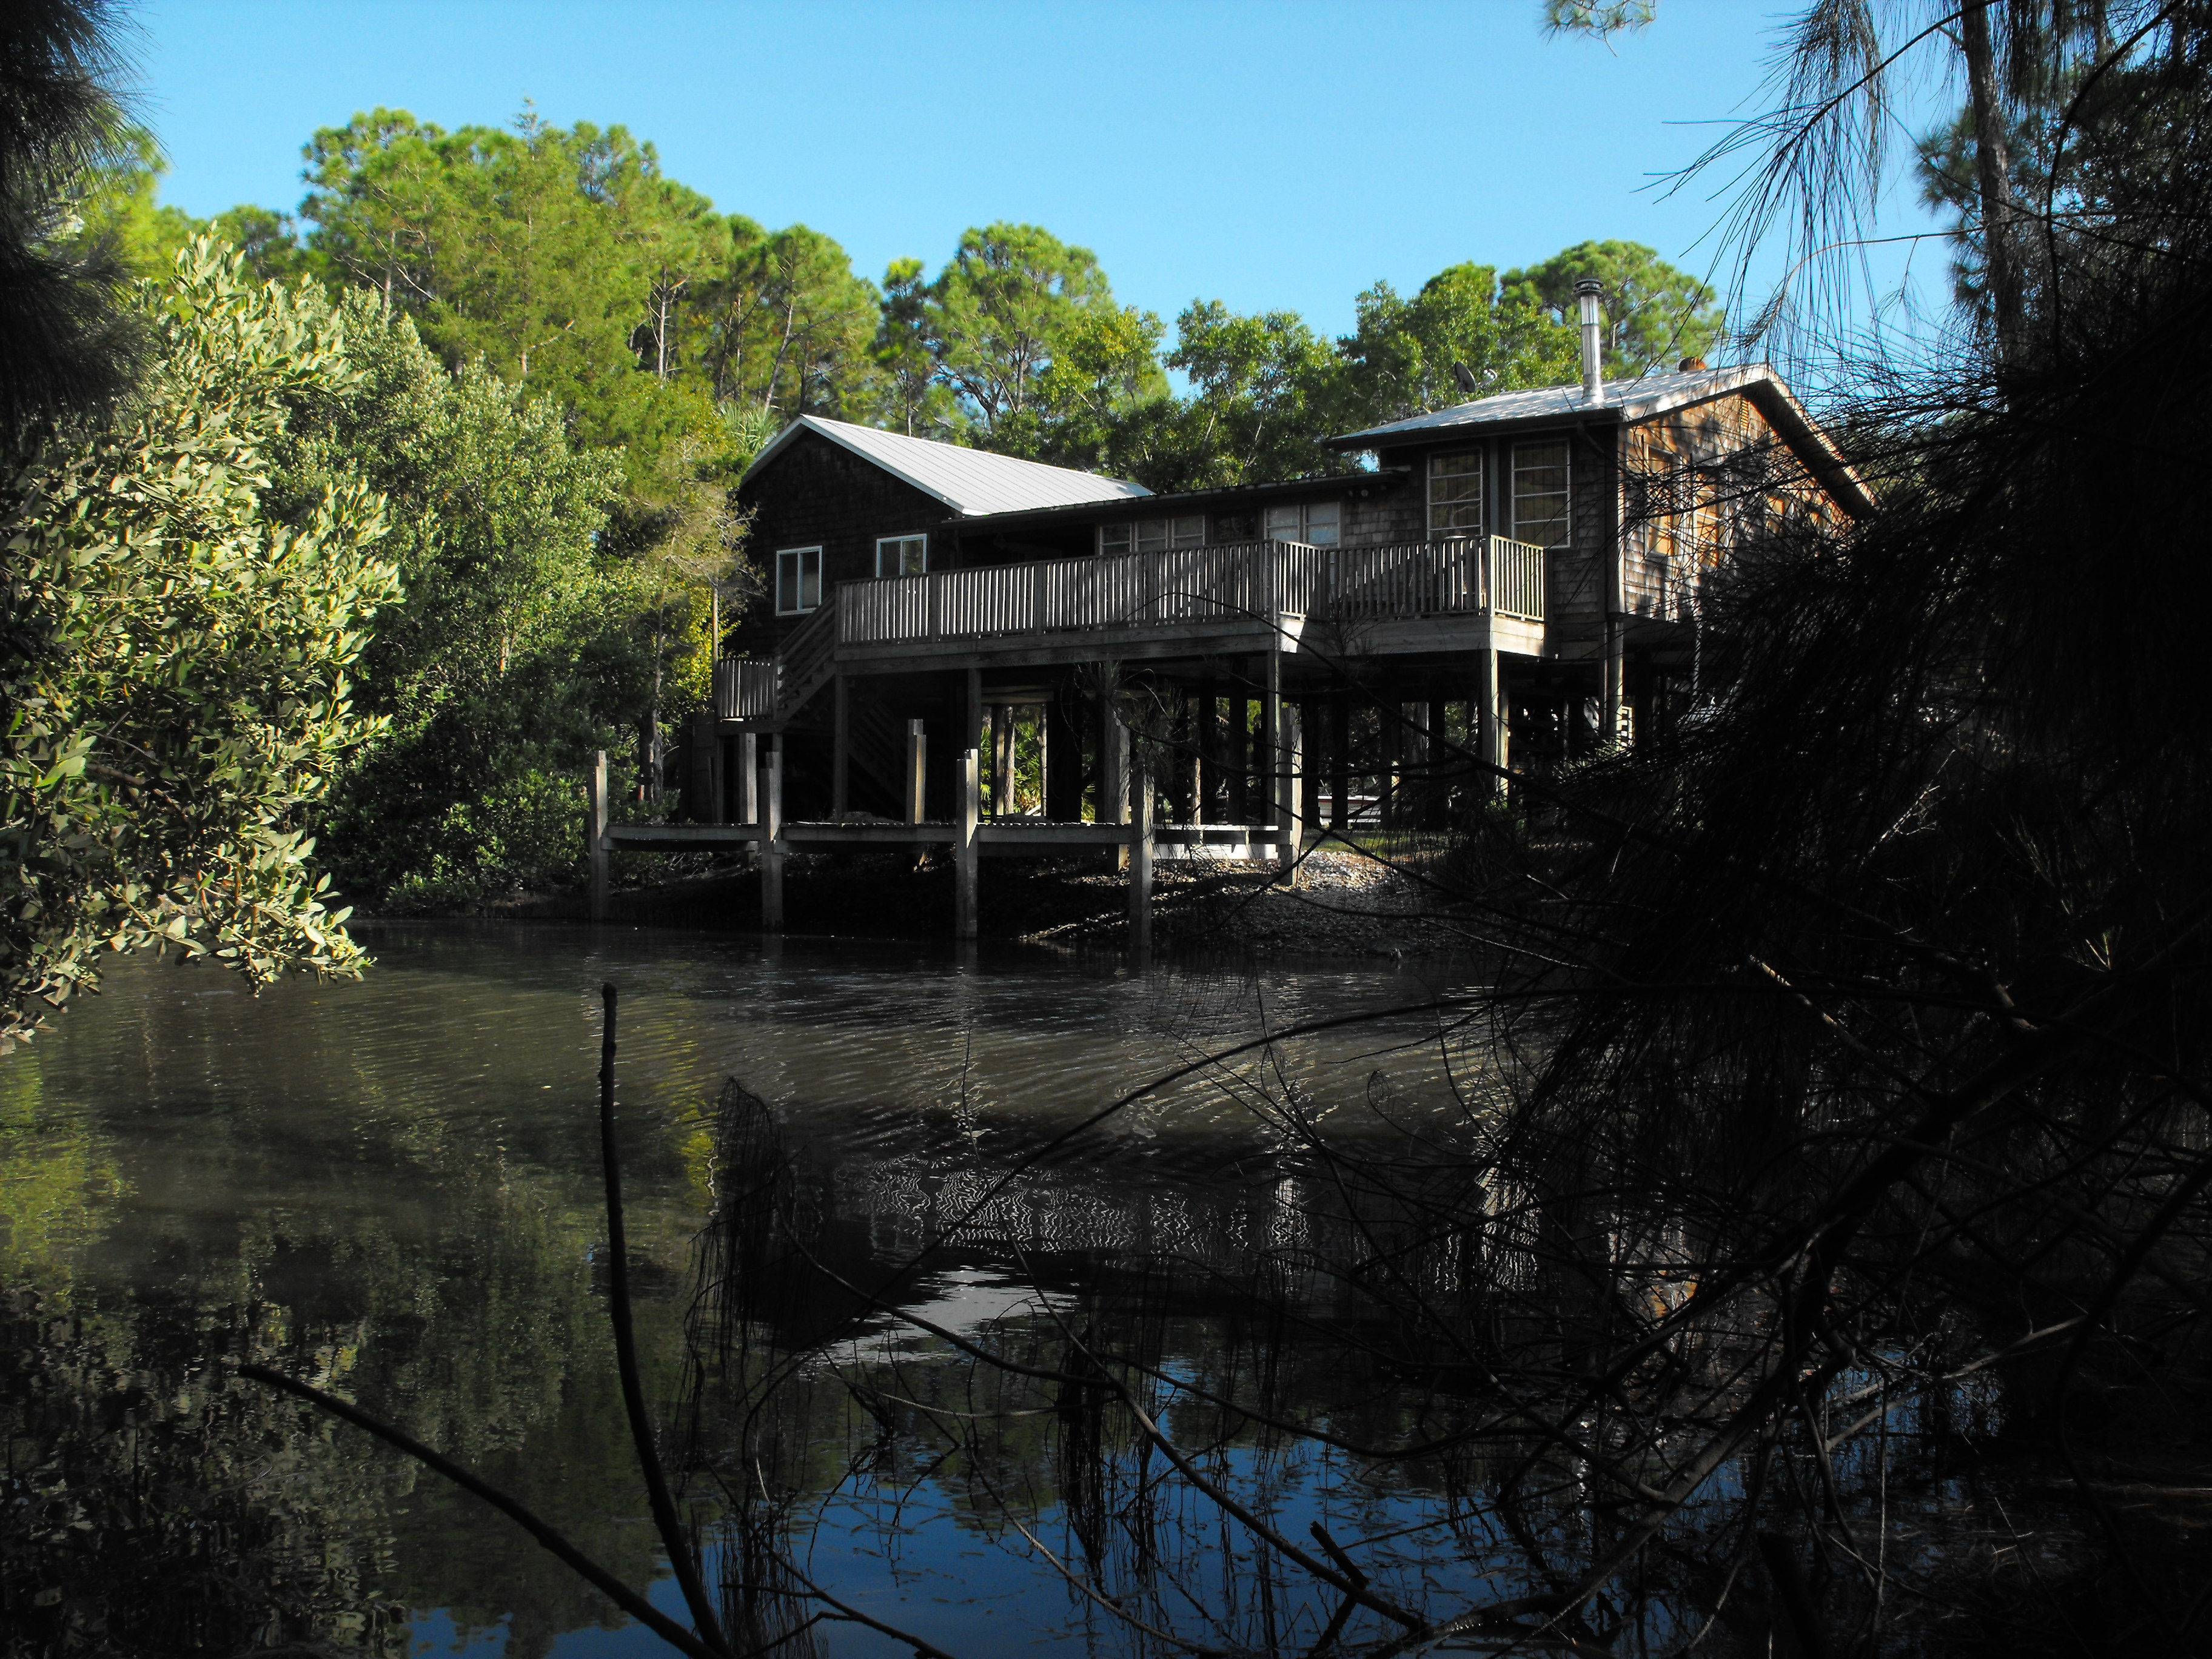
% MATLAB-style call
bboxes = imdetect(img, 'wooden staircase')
[774,604,837,720]
[712,602,837,728]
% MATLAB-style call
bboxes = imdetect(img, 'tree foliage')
[691,220,882,421]
[265,287,633,908]
[915,221,1164,457]
[0,0,150,437]
[1500,238,1726,374]
[1335,260,1580,426]
[1,242,401,1048]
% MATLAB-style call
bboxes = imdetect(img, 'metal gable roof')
[742,415,1152,516]
[1327,364,1773,446]
[1327,363,1872,515]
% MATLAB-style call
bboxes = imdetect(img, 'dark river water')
[1,924,1496,1658]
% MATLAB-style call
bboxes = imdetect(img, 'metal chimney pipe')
[1576,278,1604,404]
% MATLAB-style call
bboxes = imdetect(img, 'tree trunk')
[1961,1,2025,363]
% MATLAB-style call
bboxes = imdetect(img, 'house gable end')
[736,429,958,646]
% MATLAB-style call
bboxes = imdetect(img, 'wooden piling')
[1197,682,1218,825]
[1129,749,1152,953]
[1226,691,1250,825]
[1329,691,1350,832]
[736,731,758,823]
[1603,619,1626,750]
[905,718,927,824]
[1260,651,1281,857]
[1170,691,1193,824]
[588,749,609,922]
[1102,714,1130,872]
[760,748,784,931]
[1426,694,1449,828]
[991,705,1014,816]
[1476,647,1505,799]
[1381,685,1403,830]
[954,747,979,940]
[1297,696,1321,835]
[1277,713,1301,873]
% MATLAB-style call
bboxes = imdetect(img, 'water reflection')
[0,925,1474,1656]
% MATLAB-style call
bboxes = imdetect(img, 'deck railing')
[839,535,1546,649]
[714,602,836,720]
[719,535,1547,722]
[713,658,776,720]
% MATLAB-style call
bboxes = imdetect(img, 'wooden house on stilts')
[593,283,1868,934]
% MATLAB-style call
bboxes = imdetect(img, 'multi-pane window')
[876,534,927,577]
[1512,441,1570,548]
[1099,515,1207,555]
[776,546,823,614]
[1427,451,1483,535]
[1262,500,1341,546]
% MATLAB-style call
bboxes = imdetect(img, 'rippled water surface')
[1,924,1484,1657]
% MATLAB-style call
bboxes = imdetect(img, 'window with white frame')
[1427,451,1483,535]
[1099,515,1206,556]
[1512,441,1570,548]
[876,533,927,577]
[775,546,823,614]
[1261,500,1341,546]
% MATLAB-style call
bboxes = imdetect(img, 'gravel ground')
[1022,848,1475,959]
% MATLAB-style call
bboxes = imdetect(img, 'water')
[0,924,1489,1658]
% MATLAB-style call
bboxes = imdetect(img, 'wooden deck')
[587,742,1293,945]
[717,535,1546,723]
[605,819,1287,857]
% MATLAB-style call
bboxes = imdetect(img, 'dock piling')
[954,748,979,939]
[588,749,609,922]
[1277,719,1302,874]
[1103,716,1130,872]
[760,748,784,930]
[736,732,758,856]
[1130,750,1153,953]
[1476,646,1506,799]
[906,719,927,824]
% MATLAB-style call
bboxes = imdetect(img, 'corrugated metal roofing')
[742,415,1152,515]
[1329,364,1772,445]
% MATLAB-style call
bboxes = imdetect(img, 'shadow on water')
[4,922,2204,1655]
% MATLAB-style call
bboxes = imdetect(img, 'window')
[1100,515,1206,556]
[1512,441,1570,548]
[876,534,927,577]
[1428,451,1483,535]
[776,546,823,614]
[1261,500,1341,546]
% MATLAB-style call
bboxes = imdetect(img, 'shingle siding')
[1344,477,1423,545]
[736,429,959,652]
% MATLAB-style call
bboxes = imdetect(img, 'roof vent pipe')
[1576,279,1604,404]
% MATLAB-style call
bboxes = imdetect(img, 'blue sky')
[132,0,1949,347]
